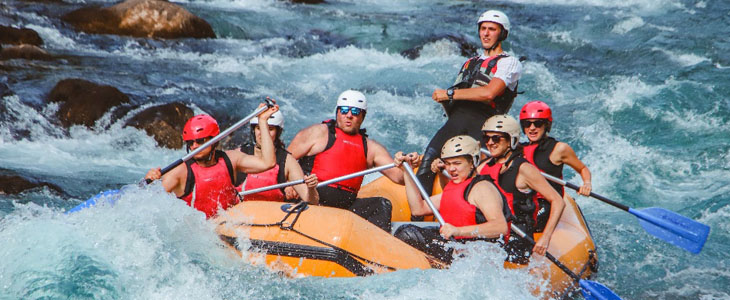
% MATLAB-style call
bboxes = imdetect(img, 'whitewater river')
[1,0,728,298]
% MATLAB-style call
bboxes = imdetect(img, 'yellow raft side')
[214,201,438,278]
[358,175,597,298]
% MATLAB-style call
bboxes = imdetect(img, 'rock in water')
[0,25,43,46]
[0,44,52,61]
[47,79,130,128]
[62,0,216,39]
[124,102,194,149]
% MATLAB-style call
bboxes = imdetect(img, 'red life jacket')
[308,119,368,193]
[479,153,536,233]
[180,150,238,218]
[440,175,512,240]
[522,136,564,197]
[446,54,518,116]
[237,147,289,202]
[440,177,477,239]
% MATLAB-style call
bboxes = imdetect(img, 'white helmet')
[441,135,481,167]
[335,90,367,110]
[477,10,511,40]
[482,114,520,150]
[250,110,284,128]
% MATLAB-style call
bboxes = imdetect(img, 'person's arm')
[440,182,508,239]
[144,164,186,196]
[519,162,565,256]
[254,104,278,171]
[430,159,449,190]
[370,140,419,185]
[395,152,439,216]
[433,56,521,103]
[433,78,507,103]
[285,154,319,205]
[287,124,327,159]
[553,142,592,196]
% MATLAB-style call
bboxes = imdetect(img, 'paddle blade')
[580,279,622,300]
[65,189,121,214]
[630,207,710,254]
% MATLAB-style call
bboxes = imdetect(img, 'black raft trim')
[219,235,376,277]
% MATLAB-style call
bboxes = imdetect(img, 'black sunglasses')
[185,137,211,148]
[483,134,506,144]
[520,119,548,128]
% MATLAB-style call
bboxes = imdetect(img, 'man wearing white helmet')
[416,9,524,198]
[236,110,319,204]
[477,115,564,265]
[288,90,418,231]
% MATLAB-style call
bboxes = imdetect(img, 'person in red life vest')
[393,136,509,263]
[144,102,280,218]
[519,101,592,232]
[477,114,564,262]
[416,9,524,198]
[235,110,319,204]
[287,90,419,232]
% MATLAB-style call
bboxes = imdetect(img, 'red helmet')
[182,114,220,141]
[519,101,553,122]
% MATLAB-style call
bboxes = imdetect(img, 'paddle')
[402,163,446,226]
[66,99,276,214]
[510,224,622,300]
[239,163,396,196]
[540,172,710,254]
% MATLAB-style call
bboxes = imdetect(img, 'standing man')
[416,10,523,196]
[145,102,279,218]
[287,90,419,232]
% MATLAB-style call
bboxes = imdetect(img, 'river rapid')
[1,0,729,299]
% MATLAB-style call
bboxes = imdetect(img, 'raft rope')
[232,201,398,273]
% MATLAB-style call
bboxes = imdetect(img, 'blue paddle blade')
[65,189,122,214]
[629,207,710,254]
[580,279,622,300]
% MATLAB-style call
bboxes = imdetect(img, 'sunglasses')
[338,106,363,116]
[185,137,211,148]
[520,119,548,128]
[483,134,506,144]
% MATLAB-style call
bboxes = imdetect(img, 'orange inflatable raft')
[215,175,597,297]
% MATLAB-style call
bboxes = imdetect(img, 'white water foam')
[651,47,712,67]
[611,16,645,34]
[506,0,686,13]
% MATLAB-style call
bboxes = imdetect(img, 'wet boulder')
[401,34,478,60]
[0,44,52,61]
[0,25,43,46]
[124,102,194,149]
[0,174,65,195]
[47,79,130,128]
[61,0,216,39]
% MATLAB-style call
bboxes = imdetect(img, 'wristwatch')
[446,88,454,101]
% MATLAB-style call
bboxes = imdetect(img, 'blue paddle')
[66,99,275,214]
[510,224,622,300]
[540,173,710,254]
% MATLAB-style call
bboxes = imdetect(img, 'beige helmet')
[482,114,520,149]
[441,135,481,167]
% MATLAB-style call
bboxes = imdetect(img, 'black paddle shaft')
[540,172,631,212]
[564,181,630,212]
[510,224,581,282]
